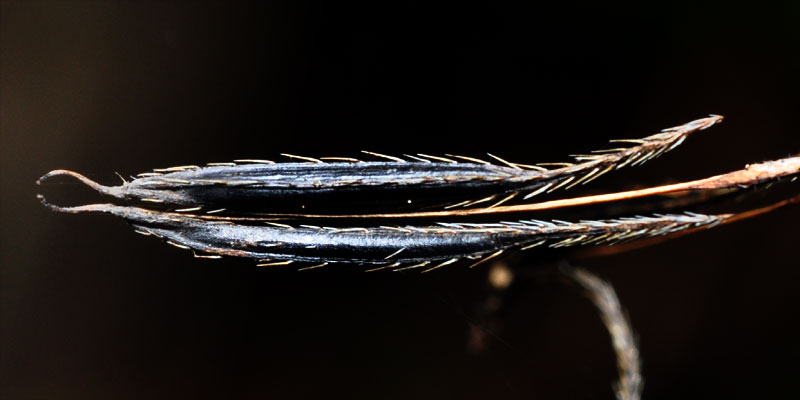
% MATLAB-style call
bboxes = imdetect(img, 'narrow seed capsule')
[37,197,730,266]
[36,116,721,215]
[35,114,799,270]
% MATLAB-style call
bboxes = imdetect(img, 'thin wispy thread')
[563,264,642,400]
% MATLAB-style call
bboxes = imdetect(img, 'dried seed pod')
[37,196,731,270]
[37,116,721,215]
[36,114,799,271]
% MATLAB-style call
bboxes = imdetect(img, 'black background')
[2,1,799,399]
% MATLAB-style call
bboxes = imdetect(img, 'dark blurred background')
[2,1,799,399]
